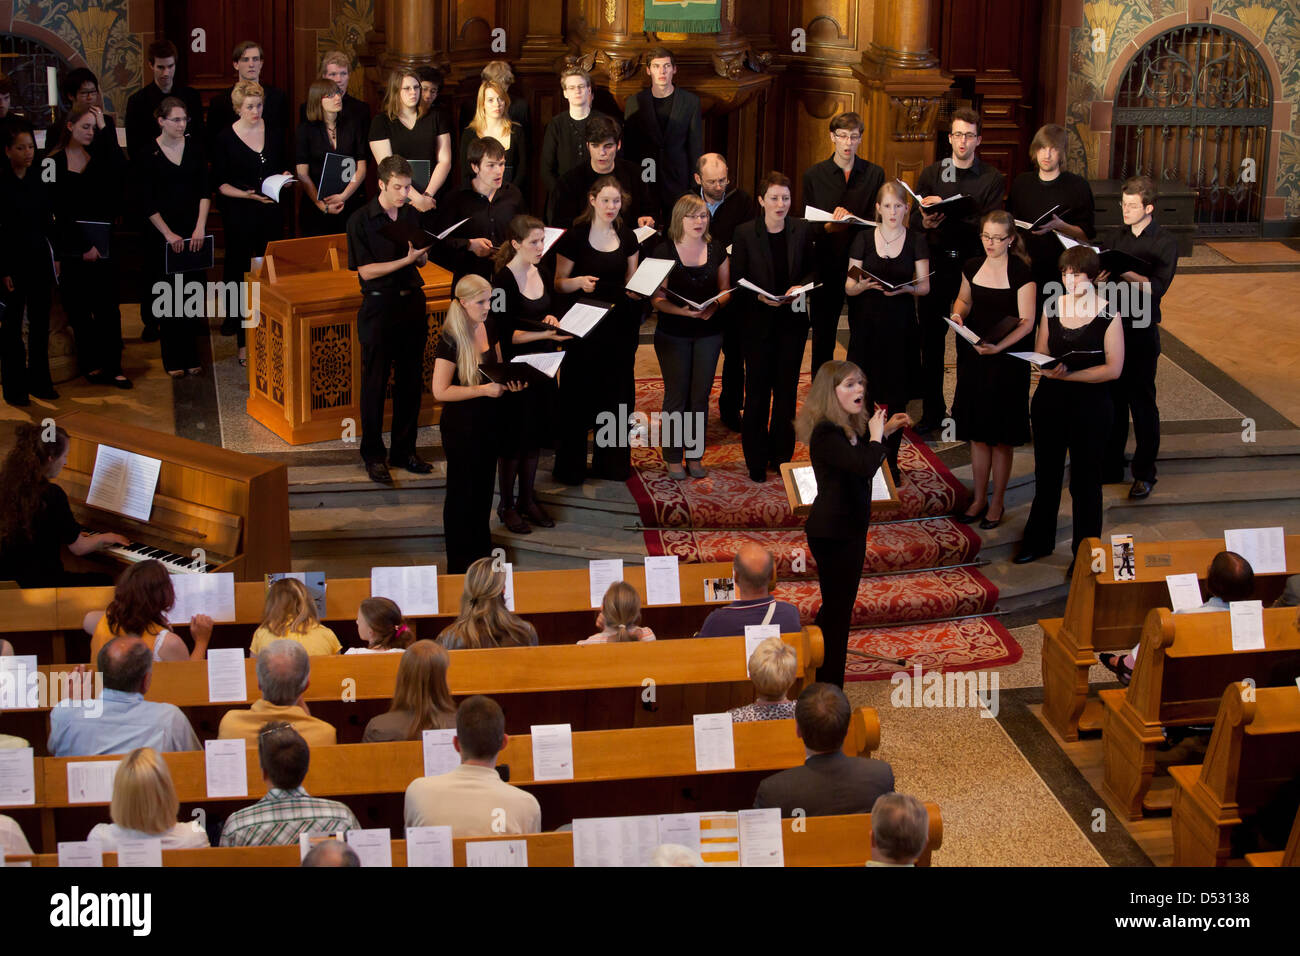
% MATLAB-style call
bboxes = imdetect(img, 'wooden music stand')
[779,460,901,518]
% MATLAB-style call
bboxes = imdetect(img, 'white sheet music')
[116,837,163,868]
[541,227,565,257]
[512,352,565,377]
[644,555,681,606]
[1014,204,1061,231]
[1166,573,1204,613]
[944,316,982,346]
[67,761,121,804]
[436,217,470,240]
[405,826,454,867]
[738,807,785,867]
[370,565,440,615]
[85,445,162,522]
[1008,351,1057,366]
[572,815,660,867]
[744,625,781,677]
[206,647,247,704]
[260,173,295,201]
[1224,527,1287,574]
[204,739,248,798]
[558,301,610,337]
[57,841,103,867]
[588,559,624,608]
[0,748,36,806]
[737,278,817,302]
[465,839,527,867]
[626,257,676,296]
[502,562,516,612]
[873,469,890,502]
[0,655,37,710]
[169,572,237,622]
[1229,600,1266,651]
[1056,232,1100,252]
[633,225,658,244]
[791,465,817,505]
[693,713,736,772]
[656,812,702,854]
[346,828,394,867]
[530,723,574,781]
[803,204,875,226]
[421,729,459,777]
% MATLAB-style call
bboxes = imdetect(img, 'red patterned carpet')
[628,375,1022,681]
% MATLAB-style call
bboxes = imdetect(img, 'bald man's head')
[695,153,730,202]
[257,640,311,705]
[98,637,153,693]
[733,543,776,599]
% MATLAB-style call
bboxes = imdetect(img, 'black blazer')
[622,87,703,209]
[730,216,817,320]
[806,420,884,539]
[753,752,895,818]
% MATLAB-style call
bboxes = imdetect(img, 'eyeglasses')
[951,131,979,141]
[980,233,1011,242]
[685,211,709,220]
[832,132,862,143]
[700,177,729,188]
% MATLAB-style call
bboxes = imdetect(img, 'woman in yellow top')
[87,559,212,662]
[249,577,341,656]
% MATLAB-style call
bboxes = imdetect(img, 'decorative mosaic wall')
[11,0,143,115]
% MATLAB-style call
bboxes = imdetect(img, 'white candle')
[47,66,58,107]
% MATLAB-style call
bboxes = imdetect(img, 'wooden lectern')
[245,235,453,444]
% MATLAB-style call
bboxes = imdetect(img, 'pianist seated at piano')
[86,560,213,663]
[249,577,341,656]
[0,423,128,588]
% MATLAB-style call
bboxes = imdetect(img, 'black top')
[1008,170,1096,288]
[909,156,1005,263]
[491,264,557,361]
[207,84,289,155]
[210,123,287,206]
[1103,219,1179,326]
[458,124,527,194]
[433,320,500,386]
[651,238,726,339]
[295,114,368,193]
[125,82,205,162]
[768,229,790,293]
[49,137,127,259]
[753,751,895,819]
[1045,310,1113,373]
[802,155,887,263]
[0,166,56,279]
[730,217,817,320]
[622,86,703,205]
[430,183,525,281]
[539,110,611,194]
[133,136,210,238]
[548,158,653,228]
[0,483,81,588]
[961,255,1034,340]
[370,110,449,175]
[848,227,931,302]
[554,222,639,304]
[346,198,426,294]
[806,420,885,539]
[704,189,756,247]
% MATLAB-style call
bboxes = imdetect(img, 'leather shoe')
[365,461,393,484]
[520,499,555,528]
[394,454,433,474]
[953,505,987,525]
[499,507,531,534]
[749,469,766,483]
[1128,479,1155,499]
[1013,547,1052,565]
[979,510,1003,530]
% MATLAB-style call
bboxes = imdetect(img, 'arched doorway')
[1110,24,1272,236]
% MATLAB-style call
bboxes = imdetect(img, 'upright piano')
[53,411,290,581]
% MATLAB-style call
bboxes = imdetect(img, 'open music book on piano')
[86,445,161,522]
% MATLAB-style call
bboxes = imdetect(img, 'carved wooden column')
[381,0,437,72]
[856,0,952,184]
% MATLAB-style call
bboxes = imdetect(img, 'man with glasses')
[207,41,288,154]
[802,112,884,377]
[540,66,611,196]
[60,69,122,155]
[910,107,1005,434]
[622,46,703,222]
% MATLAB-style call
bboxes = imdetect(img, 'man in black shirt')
[540,67,611,197]
[910,108,1005,433]
[802,112,885,378]
[206,41,289,155]
[622,47,703,222]
[124,40,204,163]
[1102,175,1179,499]
[547,114,655,229]
[696,153,755,431]
[432,137,525,284]
[346,155,434,484]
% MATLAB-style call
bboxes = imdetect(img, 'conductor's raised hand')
[867,405,887,443]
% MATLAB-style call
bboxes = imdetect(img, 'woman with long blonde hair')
[87,747,210,849]
[460,79,526,192]
[368,68,451,211]
[363,640,458,741]
[795,360,909,686]
[250,577,341,656]
[437,556,538,649]
[431,275,527,572]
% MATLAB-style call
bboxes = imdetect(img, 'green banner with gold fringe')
[644,0,722,34]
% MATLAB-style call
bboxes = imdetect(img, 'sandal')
[168,369,185,379]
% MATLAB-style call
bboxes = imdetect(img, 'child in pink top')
[578,581,657,644]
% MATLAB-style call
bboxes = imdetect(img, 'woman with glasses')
[369,69,452,212]
[948,210,1035,529]
[295,78,368,237]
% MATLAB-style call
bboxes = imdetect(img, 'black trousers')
[1022,380,1112,560]
[1106,323,1161,482]
[810,267,847,377]
[441,402,498,574]
[357,292,428,464]
[809,532,866,688]
[1,277,54,402]
[916,253,963,421]
[742,314,807,475]
[60,257,123,378]
[718,301,745,425]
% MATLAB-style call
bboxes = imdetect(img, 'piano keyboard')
[89,535,210,574]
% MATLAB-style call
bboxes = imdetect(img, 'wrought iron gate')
[1111,24,1272,237]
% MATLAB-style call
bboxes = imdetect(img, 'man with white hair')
[217,640,336,747]
[867,792,929,866]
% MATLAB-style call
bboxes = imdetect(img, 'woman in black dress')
[1016,246,1124,568]
[844,181,931,483]
[295,79,368,237]
[949,211,1036,529]
[490,215,571,532]
[650,193,731,480]
[0,423,127,588]
[794,361,910,687]
[369,69,452,213]
[552,176,642,484]
[459,80,527,195]
[136,97,211,376]
[48,105,130,388]
[212,80,290,364]
[430,275,526,573]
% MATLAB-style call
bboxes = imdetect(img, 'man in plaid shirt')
[219,722,358,846]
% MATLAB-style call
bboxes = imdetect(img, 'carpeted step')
[643,518,981,576]
[775,566,1000,629]
[844,616,1022,682]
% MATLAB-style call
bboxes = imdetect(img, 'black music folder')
[164,235,215,274]
[317,151,354,200]
[407,159,432,193]
[77,221,111,258]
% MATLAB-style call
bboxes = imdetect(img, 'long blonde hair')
[392,640,457,738]
[443,274,493,386]
[260,578,321,637]
[468,80,512,138]
[437,557,535,649]
[111,748,179,835]
[795,360,869,444]
[599,581,643,642]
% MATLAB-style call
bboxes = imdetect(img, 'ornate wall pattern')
[314,0,375,97]
[11,0,143,114]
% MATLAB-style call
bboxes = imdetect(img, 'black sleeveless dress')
[952,255,1033,446]
[846,227,928,409]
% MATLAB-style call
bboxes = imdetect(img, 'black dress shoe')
[113,376,133,390]
[30,387,59,400]
[365,461,393,484]
[394,454,433,474]
[520,500,555,528]
[979,510,1003,530]
[749,469,766,483]
[4,395,30,407]
[1128,479,1155,499]
[1013,547,1052,564]
[498,507,531,534]
[953,505,987,525]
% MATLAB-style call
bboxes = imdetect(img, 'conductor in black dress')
[345,155,435,485]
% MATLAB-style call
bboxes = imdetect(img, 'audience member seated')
[86,747,210,850]
[578,581,657,644]
[866,792,929,867]
[697,543,802,637]
[1100,550,1255,685]
[218,640,337,748]
[0,638,11,656]
[650,844,704,866]
[404,695,542,836]
[219,723,359,846]
[362,640,456,742]
[1274,575,1300,608]
[728,637,798,722]
[87,559,213,663]
[346,597,415,654]
[49,638,200,757]
[301,839,360,867]
[1,814,32,858]
[437,557,539,649]
[752,682,894,817]
[250,578,341,656]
